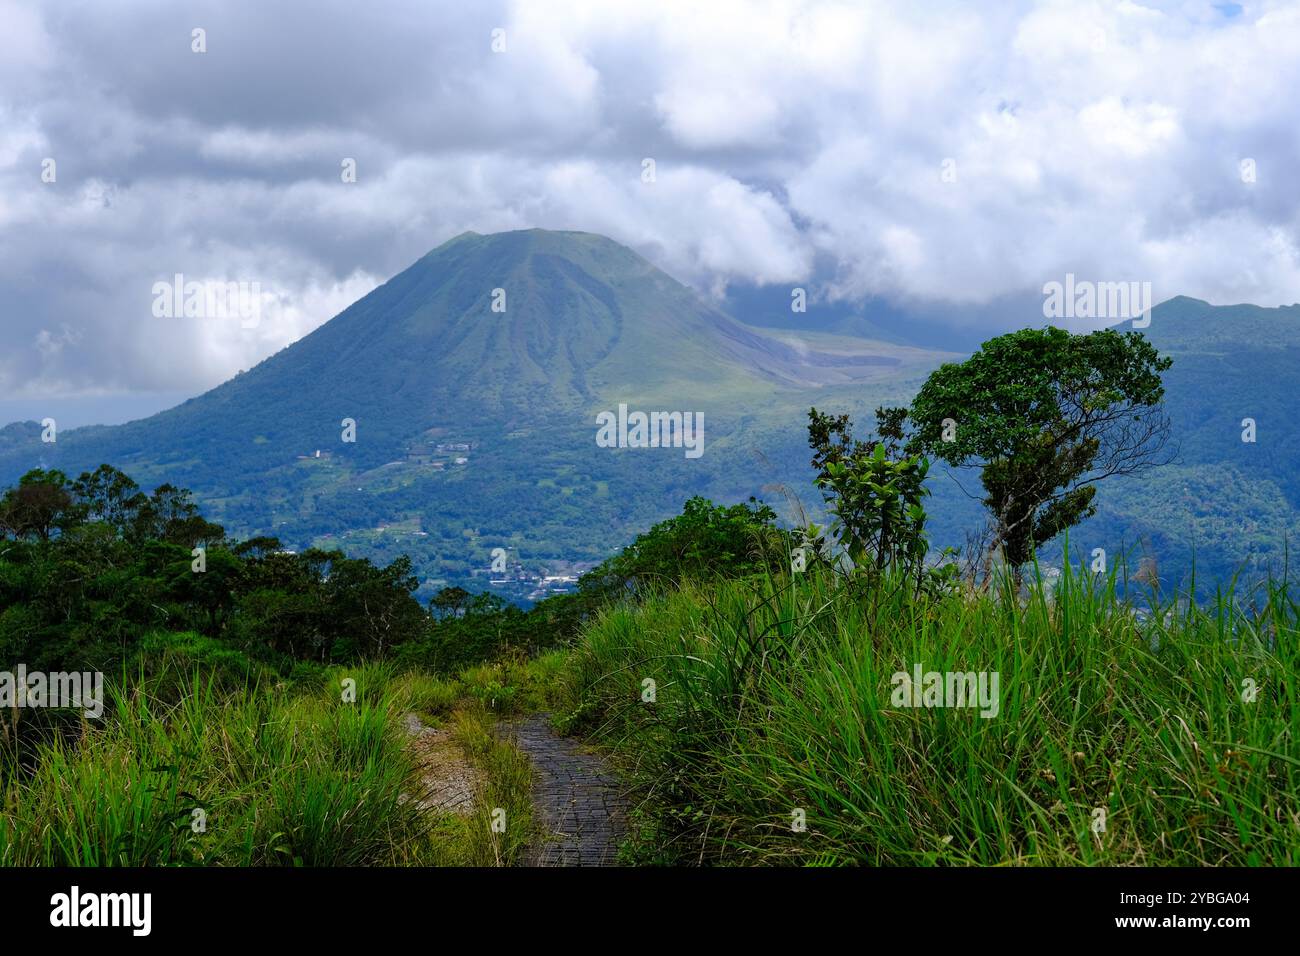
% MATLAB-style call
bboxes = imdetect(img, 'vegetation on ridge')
[2,322,1295,868]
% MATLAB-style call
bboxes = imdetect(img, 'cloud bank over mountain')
[2,0,1298,400]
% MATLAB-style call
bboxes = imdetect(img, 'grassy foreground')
[558,563,1299,865]
[0,658,540,866]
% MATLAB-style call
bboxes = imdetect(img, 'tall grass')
[447,708,537,866]
[559,561,1299,865]
[0,660,471,866]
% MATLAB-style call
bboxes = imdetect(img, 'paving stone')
[498,714,629,867]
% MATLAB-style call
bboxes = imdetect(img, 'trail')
[499,714,629,866]
[402,713,480,815]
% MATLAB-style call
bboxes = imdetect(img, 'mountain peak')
[420,227,654,277]
[0,225,955,502]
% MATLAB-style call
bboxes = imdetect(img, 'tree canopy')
[908,327,1174,569]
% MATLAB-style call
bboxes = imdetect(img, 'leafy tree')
[130,483,224,548]
[403,587,531,673]
[0,465,433,672]
[325,553,424,658]
[908,327,1174,574]
[581,495,782,600]
[71,464,146,532]
[871,405,910,459]
[231,536,283,559]
[166,546,244,635]
[466,592,508,615]
[807,407,933,584]
[430,586,472,620]
[0,470,77,541]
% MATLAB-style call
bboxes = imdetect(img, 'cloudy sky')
[2,0,1298,424]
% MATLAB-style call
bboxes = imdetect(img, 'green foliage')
[0,465,430,679]
[131,631,267,699]
[0,460,784,696]
[456,651,569,717]
[580,495,784,600]
[0,470,76,541]
[446,706,537,866]
[560,563,1299,866]
[808,407,932,581]
[0,663,491,866]
[395,495,785,676]
[909,327,1173,570]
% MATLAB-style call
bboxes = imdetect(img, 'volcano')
[0,229,947,595]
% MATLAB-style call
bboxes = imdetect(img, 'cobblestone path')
[499,714,629,866]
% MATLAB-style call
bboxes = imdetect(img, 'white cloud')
[2,0,1299,399]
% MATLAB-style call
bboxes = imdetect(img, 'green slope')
[0,229,947,597]
[1076,297,1300,588]
[4,234,1295,597]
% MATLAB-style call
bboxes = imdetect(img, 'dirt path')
[402,713,480,815]
[499,714,629,866]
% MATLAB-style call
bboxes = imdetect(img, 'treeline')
[0,465,783,677]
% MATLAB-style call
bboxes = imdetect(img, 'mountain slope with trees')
[2,233,1298,593]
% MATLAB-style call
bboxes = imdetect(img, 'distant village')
[471,556,599,603]
[405,439,474,469]
[297,437,476,471]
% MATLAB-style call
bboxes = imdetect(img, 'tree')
[326,553,424,658]
[166,546,244,635]
[807,407,933,584]
[0,470,77,541]
[430,586,472,620]
[71,464,146,532]
[581,495,782,600]
[808,406,910,477]
[128,483,224,548]
[908,327,1174,575]
[231,536,283,560]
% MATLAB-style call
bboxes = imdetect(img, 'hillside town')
[470,556,598,604]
